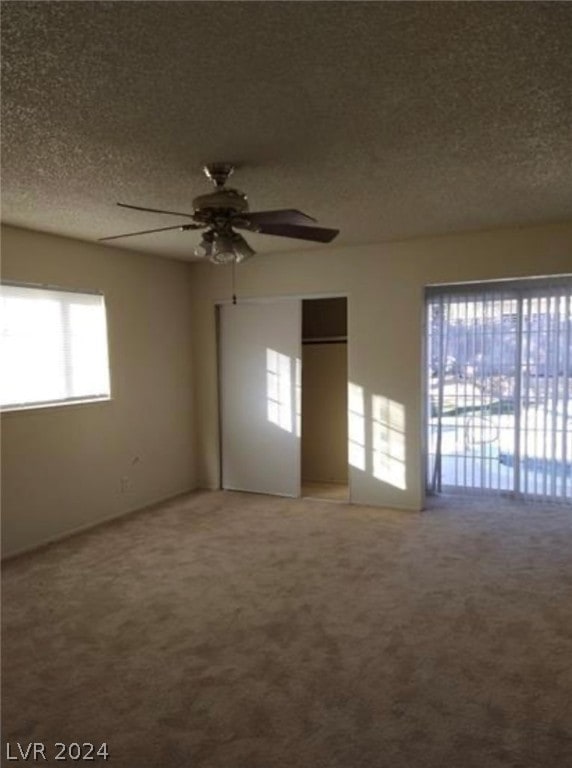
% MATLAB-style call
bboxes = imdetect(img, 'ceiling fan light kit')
[99,164,339,264]
[193,229,255,264]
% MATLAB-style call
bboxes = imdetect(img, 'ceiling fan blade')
[254,223,339,243]
[98,223,201,242]
[242,209,317,226]
[117,202,196,219]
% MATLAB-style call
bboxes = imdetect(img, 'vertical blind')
[1,283,111,410]
[427,277,572,503]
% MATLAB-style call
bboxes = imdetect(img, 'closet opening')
[301,297,349,502]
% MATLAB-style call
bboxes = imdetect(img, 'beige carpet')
[2,490,572,767]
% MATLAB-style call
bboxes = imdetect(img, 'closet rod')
[302,337,347,345]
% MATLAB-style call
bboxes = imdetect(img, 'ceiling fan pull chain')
[232,257,237,305]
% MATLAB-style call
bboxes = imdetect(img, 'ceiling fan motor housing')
[192,189,249,220]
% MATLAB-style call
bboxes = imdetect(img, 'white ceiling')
[2,1,572,261]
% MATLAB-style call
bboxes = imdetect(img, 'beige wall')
[302,343,348,484]
[1,225,196,557]
[190,221,572,510]
[2,220,570,557]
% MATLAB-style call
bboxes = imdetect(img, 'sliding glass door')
[427,277,572,502]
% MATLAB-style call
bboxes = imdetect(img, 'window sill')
[1,397,113,415]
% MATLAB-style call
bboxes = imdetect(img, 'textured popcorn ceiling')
[2,1,572,261]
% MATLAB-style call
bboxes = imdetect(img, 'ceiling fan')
[99,163,340,263]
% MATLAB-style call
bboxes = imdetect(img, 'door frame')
[215,291,351,500]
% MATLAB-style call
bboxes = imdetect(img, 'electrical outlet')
[120,476,133,493]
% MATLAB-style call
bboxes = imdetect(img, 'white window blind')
[1,283,111,411]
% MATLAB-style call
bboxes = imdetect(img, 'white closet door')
[219,300,301,497]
